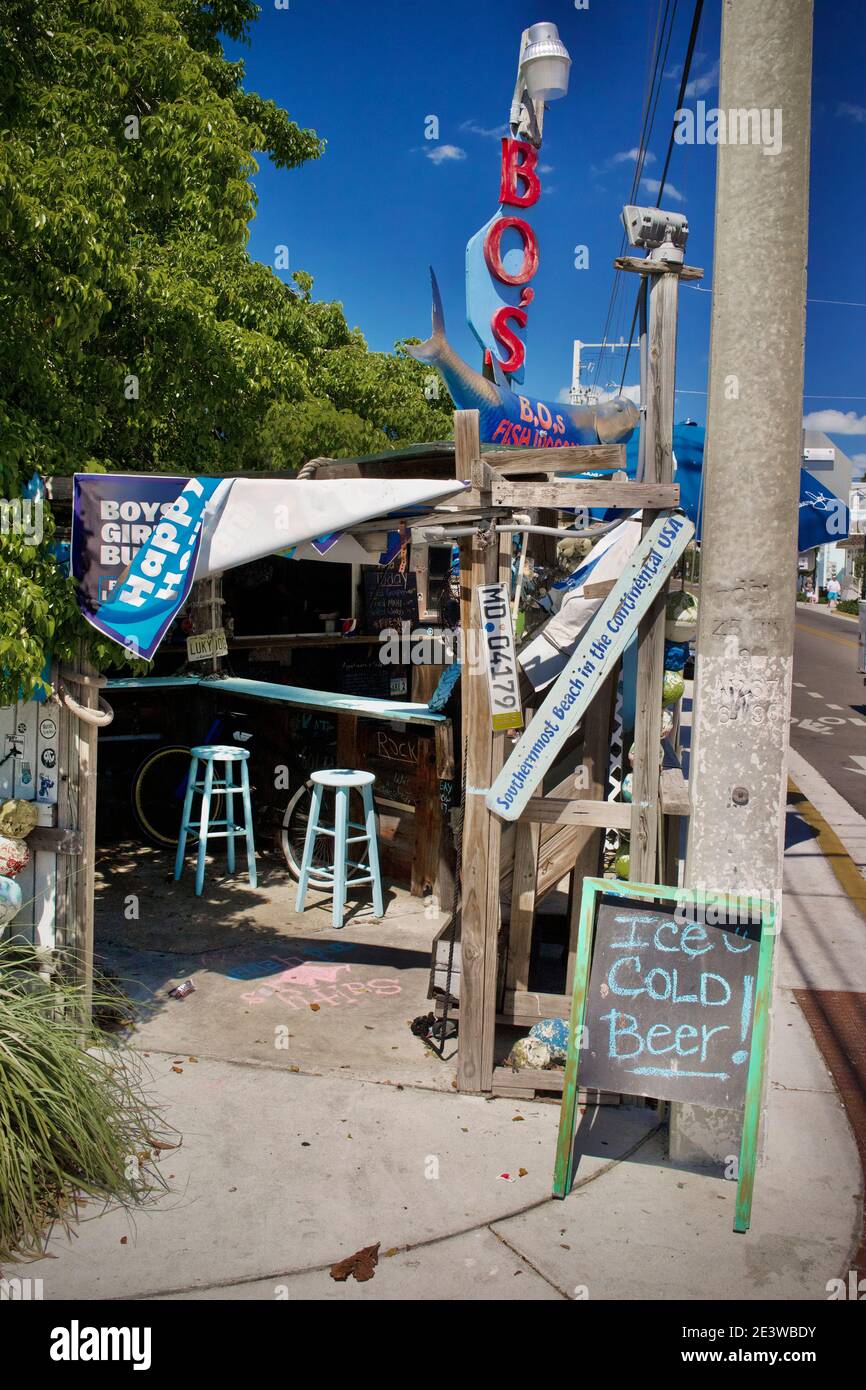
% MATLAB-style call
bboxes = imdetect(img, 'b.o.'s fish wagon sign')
[487,511,694,821]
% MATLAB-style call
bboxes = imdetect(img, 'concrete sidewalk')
[19,759,866,1301]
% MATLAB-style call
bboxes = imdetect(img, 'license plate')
[186,628,229,662]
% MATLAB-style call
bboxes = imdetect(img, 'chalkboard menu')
[579,895,762,1110]
[340,656,391,700]
[363,569,419,636]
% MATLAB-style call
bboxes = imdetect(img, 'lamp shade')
[521,21,571,102]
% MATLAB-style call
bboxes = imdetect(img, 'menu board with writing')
[363,570,419,636]
[580,896,762,1110]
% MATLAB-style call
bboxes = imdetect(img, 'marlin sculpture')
[408,269,640,449]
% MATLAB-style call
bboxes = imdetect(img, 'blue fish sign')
[409,269,639,450]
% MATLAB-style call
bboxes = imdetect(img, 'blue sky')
[225,0,865,472]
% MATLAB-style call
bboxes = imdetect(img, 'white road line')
[827,704,843,711]
[794,681,805,688]
[850,718,866,726]
[808,691,823,699]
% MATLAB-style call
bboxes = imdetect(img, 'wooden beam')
[487,443,625,475]
[566,671,616,995]
[455,410,504,1094]
[505,819,540,995]
[490,1066,620,1102]
[27,827,83,856]
[630,268,680,882]
[491,480,678,510]
[614,257,704,281]
[660,764,692,817]
[521,797,631,829]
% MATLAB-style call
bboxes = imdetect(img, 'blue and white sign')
[487,512,695,820]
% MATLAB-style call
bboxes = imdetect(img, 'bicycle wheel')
[131,745,223,848]
[284,783,339,878]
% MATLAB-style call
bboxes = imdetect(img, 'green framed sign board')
[552,877,777,1233]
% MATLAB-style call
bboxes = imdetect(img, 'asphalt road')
[791,603,866,814]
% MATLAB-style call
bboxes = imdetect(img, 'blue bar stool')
[295,769,384,928]
[174,745,257,896]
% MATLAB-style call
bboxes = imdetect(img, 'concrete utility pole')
[675,0,814,1162]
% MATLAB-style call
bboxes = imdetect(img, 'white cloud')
[459,119,505,139]
[640,176,685,203]
[425,144,466,165]
[599,384,641,406]
[837,102,866,124]
[539,163,554,174]
[612,148,656,165]
[802,409,866,435]
[685,60,719,99]
[852,454,866,468]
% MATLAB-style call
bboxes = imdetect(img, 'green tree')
[0,0,453,699]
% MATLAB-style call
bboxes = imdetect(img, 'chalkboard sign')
[340,656,391,700]
[553,877,776,1233]
[579,896,760,1109]
[357,719,427,808]
[363,570,419,636]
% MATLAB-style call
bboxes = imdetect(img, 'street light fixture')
[510,21,571,146]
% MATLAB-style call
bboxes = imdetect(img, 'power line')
[686,283,866,308]
[590,0,676,396]
[617,0,706,394]
[675,387,866,401]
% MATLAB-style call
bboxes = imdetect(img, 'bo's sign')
[466,139,544,381]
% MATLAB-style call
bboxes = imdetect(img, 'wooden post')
[455,410,505,1093]
[55,642,101,1019]
[629,264,680,882]
[566,668,617,993]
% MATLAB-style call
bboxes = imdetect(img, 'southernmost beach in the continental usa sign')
[487,511,694,821]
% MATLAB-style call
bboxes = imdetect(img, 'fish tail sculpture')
[408,268,640,449]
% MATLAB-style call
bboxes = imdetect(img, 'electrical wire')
[617,0,705,392]
[589,0,674,397]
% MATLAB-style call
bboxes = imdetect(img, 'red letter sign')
[500,139,541,208]
[491,306,529,375]
[483,217,539,286]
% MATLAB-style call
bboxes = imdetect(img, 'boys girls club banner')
[72,474,222,661]
[487,511,695,821]
[72,473,468,661]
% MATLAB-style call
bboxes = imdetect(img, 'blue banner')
[72,474,223,661]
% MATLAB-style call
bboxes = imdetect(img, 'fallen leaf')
[149,1139,179,1152]
[120,1237,127,1245]
[382,1248,399,1258]
[518,1168,528,1177]
[171,1066,183,1074]
[309,1004,320,1012]
[330,1243,380,1283]
[187,1056,198,1063]
[512,1115,524,1122]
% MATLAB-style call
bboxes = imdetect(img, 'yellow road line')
[795,621,857,649]
[788,777,866,917]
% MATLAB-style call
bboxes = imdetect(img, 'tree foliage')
[0,0,453,698]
